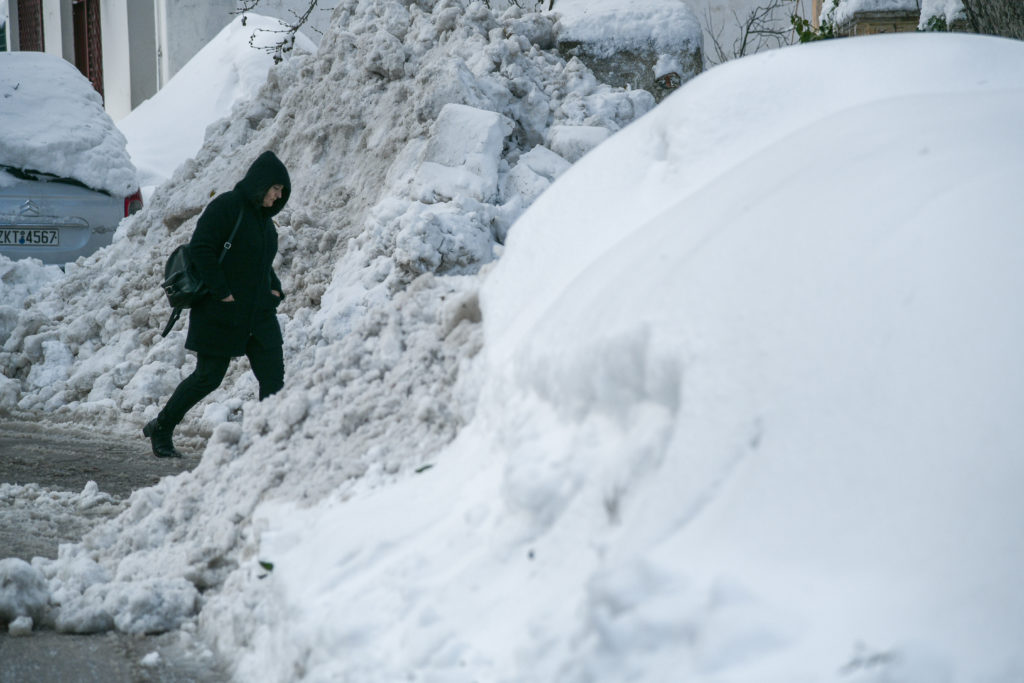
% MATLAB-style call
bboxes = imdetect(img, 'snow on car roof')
[0,52,138,196]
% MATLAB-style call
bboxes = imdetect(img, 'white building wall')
[41,0,61,56]
[58,0,73,60]
[126,0,158,108]
[160,0,235,78]
[37,0,73,63]
[100,0,132,120]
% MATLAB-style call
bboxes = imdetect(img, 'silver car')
[0,166,142,265]
[0,52,142,266]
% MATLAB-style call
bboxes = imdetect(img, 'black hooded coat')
[185,151,290,357]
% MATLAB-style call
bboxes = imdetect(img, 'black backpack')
[159,210,244,337]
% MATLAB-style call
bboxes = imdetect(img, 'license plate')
[0,228,59,246]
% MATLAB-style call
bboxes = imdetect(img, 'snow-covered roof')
[828,0,967,31]
[0,52,138,196]
[553,0,701,55]
[919,0,967,27]
[828,0,920,25]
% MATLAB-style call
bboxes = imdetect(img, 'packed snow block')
[0,374,18,411]
[545,125,612,163]
[503,145,572,207]
[54,586,115,634]
[0,558,50,627]
[122,361,188,407]
[47,554,112,607]
[56,578,200,635]
[8,615,34,636]
[106,578,200,635]
[394,202,496,276]
[415,104,514,203]
[362,29,407,81]
[553,0,703,102]
[506,12,557,49]
[0,305,19,345]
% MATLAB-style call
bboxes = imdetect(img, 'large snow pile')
[118,14,317,193]
[0,0,652,425]
[0,0,651,643]
[477,33,1024,683]
[0,52,138,196]
[239,33,1024,681]
[3,1,1022,680]
[218,32,1024,681]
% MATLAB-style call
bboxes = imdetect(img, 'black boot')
[143,417,182,458]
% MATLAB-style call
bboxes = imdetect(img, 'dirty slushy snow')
[1,0,664,650]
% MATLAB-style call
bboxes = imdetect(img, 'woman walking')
[144,150,290,458]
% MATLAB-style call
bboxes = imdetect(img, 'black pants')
[159,336,284,428]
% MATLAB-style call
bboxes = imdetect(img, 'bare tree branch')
[703,0,800,65]
[235,0,332,63]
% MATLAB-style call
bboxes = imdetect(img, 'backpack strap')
[218,209,245,263]
[161,306,183,337]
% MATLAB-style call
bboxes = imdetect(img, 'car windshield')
[0,164,103,194]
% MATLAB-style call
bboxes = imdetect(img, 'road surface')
[0,418,228,683]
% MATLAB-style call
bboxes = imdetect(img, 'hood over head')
[236,150,291,216]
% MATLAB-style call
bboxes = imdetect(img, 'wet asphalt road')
[0,418,228,683]
[0,419,195,560]
[0,419,193,497]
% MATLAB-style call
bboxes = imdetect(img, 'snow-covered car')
[0,52,142,265]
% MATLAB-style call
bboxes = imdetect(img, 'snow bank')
[0,255,63,340]
[0,52,138,196]
[118,14,317,193]
[0,558,49,627]
[0,0,654,651]
[828,0,917,25]
[552,0,703,96]
[554,0,701,56]
[244,33,1024,682]
[7,1,1017,681]
[0,481,125,593]
[0,1,650,422]
[919,0,966,27]
[8,615,34,636]
[833,0,967,30]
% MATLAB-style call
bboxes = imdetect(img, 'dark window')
[17,0,45,52]
[72,0,103,98]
